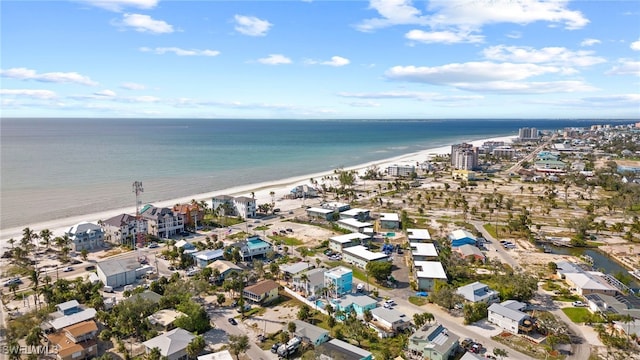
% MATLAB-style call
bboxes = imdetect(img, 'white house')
[340,208,371,221]
[370,307,411,334]
[139,205,184,239]
[379,213,400,229]
[337,218,373,233]
[67,222,104,252]
[232,196,256,219]
[414,261,447,292]
[407,228,431,243]
[410,242,438,261]
[487,301,531,334]
[143,328,195,360]
[329,233,370,253]
[456,282,499,304]
[101,213,144,246]
[387,164,415,177]
[306,207,335,220]
[343,245,389,269]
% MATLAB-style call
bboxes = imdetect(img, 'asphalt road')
[208,307,277,360]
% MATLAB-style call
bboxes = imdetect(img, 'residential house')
[232,196,256,219]
[379,213,400,229]
[280,261,314,280]
[147,309,186,331]
[307,207,336,221]
[290,184,318,199]
[207,260,242,282]
[343,245,389,269]
[456,282,499,304]
[316,339,373,360]
[66,222,104,252]
[47,320,99,360]
[143,327,195,360]
[564,271,619,296]
[410,242,438,261]
[292,268,326,298]
[175,239,195,250]
[101,213,144,246]
[487,301,531,334]
[232,236,272,260]
[414,261,448,292]
[370,307,411,334]
[97,257,140,288]
[329,233,370,253]
[56,300,81,316]
[451,169,477,181]
[448,229,477,248]
[243,279,279,304]
[198,350,234,360]
[330,294,377,316]
[408,324,460,360]
[339,208,371,221]
[337,218,374,234]
[123,290,163,305]
[534,159,567,174]
[455,245,485,262]
[139,204,185,239]
[48,308,97,332]
[192,249,224,268]
[585,293,640,319]
[172,203,204,229]
[324,267,353,297]
[322,202,351,212]
[292,320,330,346]
[211,195,235,216]
[407,228,432,243]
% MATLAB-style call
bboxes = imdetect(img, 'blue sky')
[1,0,639,119]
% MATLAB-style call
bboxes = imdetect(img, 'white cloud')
[405,29,483,44]
[385,62,562,84]
[455,80,597,93]
[119,13,174,33]
[347,101,381,107]
[426,0,589,31]
[605,59,640,76]
[79,0,158,12]
[356,0,428,32]
[580,94,640,106]
[139,47,220,56]
[506,31,522,39]
[0,67,97,86]
[580,38,601,47]
[0,89,57,99]
[94,89,117,97]
[306,56,350,66]
[337,90,484,102]
[631,38,640,51]
[257,54,292,65]
[482,45,606,67]
[234,15,272,36]
[120,82,146,90]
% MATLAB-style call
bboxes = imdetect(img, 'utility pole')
[133,181,144,249]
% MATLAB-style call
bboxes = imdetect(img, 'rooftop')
[318,339,372,360]
[244,279,279,296]
[147,309,187,327]
[488,302,529,322]
[307,207,335,214]
[49,308,97,331]
[340,208,370,216]
[207,260,242,273]
[330,233,370,243]
[64,320,98,338]
[414,261,447,279]
[143,327,195,357]
[370,307,407,324]
[280,261,313,275]
[449,229,476,241]
[410,324,459,355]
[411,242,438,257]
[325,266,352,278]
[380,213,399,222]
[334,293,377,308]
[194,249,224,261]
[97,257,141,277]
[343,245,389,261]
[337,218,373,228]
[293,320,329,343]
[198,350,234,360]
[407,228,431,241]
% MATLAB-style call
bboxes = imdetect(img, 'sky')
[1,0,639,119]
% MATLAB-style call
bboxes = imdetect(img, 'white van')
[103,286,114,293]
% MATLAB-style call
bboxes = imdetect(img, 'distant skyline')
[1,0,639,119]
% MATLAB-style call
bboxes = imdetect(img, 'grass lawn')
[408,296,428,306]
[255,225,271,231]
[268,235,303,246]
[552,294,581,302]
[562,307,595,323]
[542,280,562,291]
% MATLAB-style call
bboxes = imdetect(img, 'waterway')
[540,244,640,292]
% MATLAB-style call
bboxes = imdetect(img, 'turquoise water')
[315,299,326,309]
[247,238,269,250]
[1,118,633,229]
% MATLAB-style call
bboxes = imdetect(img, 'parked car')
[62,267,73,272]
[148,242,159,248]
[228,318,237,325]
[3,278,22,287]
[286,228,293,233]
[572,301,587,307]
[84,265,96,271]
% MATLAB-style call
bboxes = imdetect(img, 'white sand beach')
[0,135,516,250]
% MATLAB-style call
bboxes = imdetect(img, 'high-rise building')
[451,143,478,170]
[518,127,539,140]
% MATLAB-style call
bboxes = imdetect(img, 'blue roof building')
[448,229,477,247]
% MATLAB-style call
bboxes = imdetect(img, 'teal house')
[330,294,377,316]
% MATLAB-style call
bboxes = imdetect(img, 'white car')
[62,267,73,272]
[572,301,586,307]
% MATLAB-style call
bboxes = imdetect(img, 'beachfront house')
[414,261,448,292]
[290,184,318,199]
[243,279,279,304]
[329,233,370,253]
[292,267,326,298]
[101,213,145,246]
[410,242,439,261]
[379,213,400,229]
[407,228,432,243]
[211,195,235,216]
[324,266,353,297]
[172,203,204,229]
[408,324,460,360]
[143,328,195,360]
[387,164,416,177]
[342,245,389,269]
[456,282,499,304]
[232,196,256,219]
[66,222,104,252]
[448,229,477,248]
[487,301,531,334]
[139,204,185,239]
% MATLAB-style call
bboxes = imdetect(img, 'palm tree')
[25,326,42,348]
[186,335,205,359]
[299,273,310,296]
[29,269,40,311]
[22,227,37,251]
[39,229,52,249]
[7,238,15,249]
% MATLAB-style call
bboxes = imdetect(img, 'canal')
[541,244,640,292]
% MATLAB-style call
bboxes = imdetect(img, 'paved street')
[207,307,277,360]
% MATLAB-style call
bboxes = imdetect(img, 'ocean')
[0,118,633,230]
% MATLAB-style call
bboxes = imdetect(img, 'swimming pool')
[315,300,325,309]
[386,232,396,237]
[247,238,269,250]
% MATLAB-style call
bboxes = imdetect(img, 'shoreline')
[0,134,516,248]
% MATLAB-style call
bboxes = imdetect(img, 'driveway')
[208,307,278,360]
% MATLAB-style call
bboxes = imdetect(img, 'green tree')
[494,348,508,360]
[80,249,88,261]
[297,304,311,321]
[228,334,250,360]
[216,293,225,306]
[288,321,297,334]
[186,335,205,359]
[145,347,162,360]
[363,309,372,323]
[366,261,392,283]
